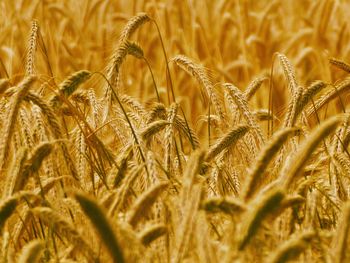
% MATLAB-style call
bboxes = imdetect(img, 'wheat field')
[1,0,350,262]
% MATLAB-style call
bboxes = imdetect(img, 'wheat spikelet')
[127,182,168,227]
[25,20,39,76]
[50,70,91,108]
[74,192,125,263]
[268,231,314,263]
[238,188,285,250]
[174,115,200,149]
[18,239,44,263]
[242,127,300,201]
[329,57,350,73]
[201,196,246,215]
[332,201,350,263]
[205,125,249,161]
[138,224,167,246]
[281,115,344,188]
[172,55,225,122]
[0,76,36,172]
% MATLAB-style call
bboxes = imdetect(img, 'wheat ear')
[127,182,168,227]
[268,231,315,263]
[238,188,285,250]
[225,83,264,144]
[329,57,350,73]
[0,79,10,93]
[50,70,91,108]
[0,195,18,232]
[18,239,44,263]
[31,207,96,260]
[205,125,249,161]
[138,224,167,246]
[281,115,344,188]
[172,54,225,122]
[74,192,125,263]
[277,53,298,95]
[26,20,39,76]
[332,201,350,263]
[0,76,36,172]
[201,196,246,215]
[11,142,52,194]
[306,78,350,117]
[242,127,300,201]
[244,74,268,101]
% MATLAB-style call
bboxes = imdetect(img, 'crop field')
[1,0,350,262]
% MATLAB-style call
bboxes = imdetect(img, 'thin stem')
[151,19,176,104]
[143,57,160,102]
